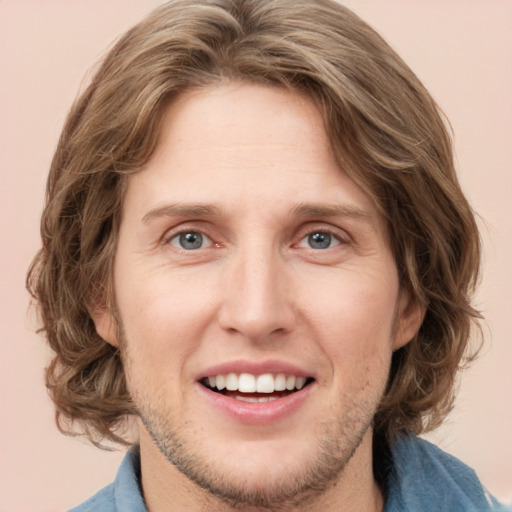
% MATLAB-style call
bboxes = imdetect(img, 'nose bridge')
[219,236,294,341]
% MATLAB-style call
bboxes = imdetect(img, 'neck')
[139,426,385,512]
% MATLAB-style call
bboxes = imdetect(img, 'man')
[27,0,506,510]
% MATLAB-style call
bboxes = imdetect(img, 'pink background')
[1,1,510,510]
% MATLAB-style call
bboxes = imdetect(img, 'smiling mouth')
[200,372,314,402]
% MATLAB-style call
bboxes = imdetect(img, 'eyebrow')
[141,203,222,223]
[290,202,373,223]
[141,201,373,224]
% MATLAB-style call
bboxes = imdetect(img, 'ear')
[91,307,119,348]
[393,289,426,351]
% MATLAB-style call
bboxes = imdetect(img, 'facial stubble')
[137,390,380,511]
[117,335,388,510]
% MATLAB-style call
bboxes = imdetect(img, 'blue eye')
[299,231,341,250]
[170,231,210,250]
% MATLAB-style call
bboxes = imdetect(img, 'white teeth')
[256,374,274,393]
[236,396,259,403]
[235,396,278,403]
[204,373,310,393]
[239,373,256,392]
[216,375,226,390]
[295,377,306,390]
[275,373,287,391]
[226,373,238,391]
[286,375,296,390]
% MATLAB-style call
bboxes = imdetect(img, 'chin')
[139,406,373,509]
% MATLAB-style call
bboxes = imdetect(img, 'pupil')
[308,232,331,249]
[180,232,203,250]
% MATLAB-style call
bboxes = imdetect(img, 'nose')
[217,243,296,344]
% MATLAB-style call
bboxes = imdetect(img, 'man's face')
[96,83,421,508]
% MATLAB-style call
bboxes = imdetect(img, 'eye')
[169,231,212,250]
[298,231,341,250]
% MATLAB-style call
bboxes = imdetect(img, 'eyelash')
[164,225,350,252]
[296,228,346,250]
[167,230,215,251]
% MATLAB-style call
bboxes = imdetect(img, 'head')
[28,0,480,477]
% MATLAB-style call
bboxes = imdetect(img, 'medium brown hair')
[27,0,481,446]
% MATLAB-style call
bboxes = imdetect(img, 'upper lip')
[195,359,315,381]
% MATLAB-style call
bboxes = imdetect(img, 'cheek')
[114,263,218,367]
[300,268,399,362]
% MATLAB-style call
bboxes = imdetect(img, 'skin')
[95,83,423,512]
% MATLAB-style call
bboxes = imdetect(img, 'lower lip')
[196,382,313,425]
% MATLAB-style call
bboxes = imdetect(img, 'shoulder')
[67,446,147,512]
[68,483,116,512]
[385,434,508,511]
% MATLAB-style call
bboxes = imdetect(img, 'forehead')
[151,82,333,177]
[122,82,382,229]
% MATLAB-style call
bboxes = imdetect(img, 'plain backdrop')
[0,1,511,510]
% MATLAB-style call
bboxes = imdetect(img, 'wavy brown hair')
[27,0,481,447]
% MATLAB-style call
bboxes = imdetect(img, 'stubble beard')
[115,316,390,511]
[132,383,381,511]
